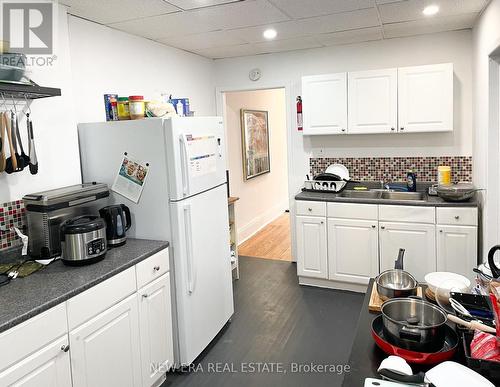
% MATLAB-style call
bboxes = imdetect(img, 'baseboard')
[238,199,289,243]
[298,276,368,293]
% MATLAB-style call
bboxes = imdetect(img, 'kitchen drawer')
[67,266,136,330]
[436,207,478,226]
[136,248,170,289]
[327,203,378,220]
[296,200,326,217]
[0,303,67,370]
[379,205,435,224]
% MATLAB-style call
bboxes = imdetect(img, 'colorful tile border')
[0,200,26,251]
[310,156,473,183]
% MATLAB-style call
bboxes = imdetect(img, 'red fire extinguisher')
[296,96,303,131]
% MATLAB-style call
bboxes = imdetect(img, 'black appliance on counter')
[99,204,132,247]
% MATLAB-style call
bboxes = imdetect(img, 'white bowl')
[425,272,470,295]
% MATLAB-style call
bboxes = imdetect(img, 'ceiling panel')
[378,0,487,24]
[110,0,290,39]
[166,0,242,10]
[383,12,478,38]
[229,8,380,43]
[157,30,246,50]
[60,0,180,24]
[252,36,323,54]
[316,27,383,46]
[268,0,375,19]
[193,43,259,59]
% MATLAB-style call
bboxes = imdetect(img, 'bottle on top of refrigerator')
[407,170,417,192]
[176,101,184,116]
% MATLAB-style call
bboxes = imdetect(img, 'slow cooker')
[61,215,107,265]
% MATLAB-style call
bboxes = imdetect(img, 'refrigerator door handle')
[184,204,196,294]
[179,135,190,197]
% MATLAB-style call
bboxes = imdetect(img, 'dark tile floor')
[163,256,364,387]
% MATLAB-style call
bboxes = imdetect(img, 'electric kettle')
[99,204,132,247]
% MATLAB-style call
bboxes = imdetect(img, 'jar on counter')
[129,95,145,120]
[117,97,130,120]
[437,166,451,186]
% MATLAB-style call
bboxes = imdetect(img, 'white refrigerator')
[78,117,234,366]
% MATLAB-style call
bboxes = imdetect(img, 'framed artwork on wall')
[240,109,270,180]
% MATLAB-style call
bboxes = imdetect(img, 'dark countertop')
[342,279,463,386]
[0,239,169,334]
[295,190,479,207]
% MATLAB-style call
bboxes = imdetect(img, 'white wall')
[224,88,288,242]
[215,30,473,198]
[68,16,216,124]
[0,12,217,203]
[472,0,500,260]
[0,6,79,203]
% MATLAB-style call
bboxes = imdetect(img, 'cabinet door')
[0,336,71,387]
[379,222,436,281]
[328,218,379,285]
[398,63,453,133]
[296,215,327,279]
[437,225,477,279]
[302,73,347,135]
[138,273,174,387]
[348,69,397,134]
[70,294,141,387]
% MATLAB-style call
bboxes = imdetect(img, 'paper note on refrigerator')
[112,154,150,203]
[185,134,217,177]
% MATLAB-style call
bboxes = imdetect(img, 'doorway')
[222,88,291,261]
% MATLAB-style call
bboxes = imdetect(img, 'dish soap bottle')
[407,170,417,192]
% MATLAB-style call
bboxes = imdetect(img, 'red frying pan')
[371,315,458,365]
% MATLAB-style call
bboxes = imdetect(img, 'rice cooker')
[61,215,107,265]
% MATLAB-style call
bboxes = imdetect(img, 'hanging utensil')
[4,111,17,174]
[394,248,405,270]
[0,111,5,172]
[11,111,24,170]
[14,112,29,167]
[27,116,38,175]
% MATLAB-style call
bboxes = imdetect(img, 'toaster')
[23,183,109,258]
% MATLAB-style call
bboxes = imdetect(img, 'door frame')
[216,81,297,261]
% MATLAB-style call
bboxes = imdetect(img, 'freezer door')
[164,117,227,201]
[170,184,234,365]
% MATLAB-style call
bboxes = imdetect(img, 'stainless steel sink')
[381,191,426,201]
[339,190,382,199]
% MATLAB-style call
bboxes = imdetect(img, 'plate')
[325,164,349,180]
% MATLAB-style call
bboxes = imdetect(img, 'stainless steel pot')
[376,269,418,300]
[381,298,447,352]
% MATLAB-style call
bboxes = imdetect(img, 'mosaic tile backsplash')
[310,156,473,183]
[0,200,26,251]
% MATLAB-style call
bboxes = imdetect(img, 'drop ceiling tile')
[268,0,375,19]
[166,0,242,10]
[316,27,383,46]
[110,0,290,39]
[193,43,259,59]
[252,36,323,54]
[157,30,246,50]
[383,12,478,38]
[378,0,487,24]
[61,0,180,24]
[375,0,404,4]
[229,8,380,43]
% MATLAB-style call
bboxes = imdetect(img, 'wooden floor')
[238,213,292,261]
[164,257,364,387]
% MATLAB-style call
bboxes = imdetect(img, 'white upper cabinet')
[348,68,398,134]
[302,73,348,135]
[398,63,454,133]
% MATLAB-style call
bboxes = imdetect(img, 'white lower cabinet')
[296,215,327,279]
[0,335,71,387]
[327,218,379,284]
[138,273,174,387]
[379,222,436,282]
[69,293,142,387]
[437,225,477,279]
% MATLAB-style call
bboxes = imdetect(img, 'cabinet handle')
[320,221,324,224]
[400,127,405,131]
[153,266,160,271]
[440,230,443,233]
[372,225,376,228]
[142,294,149,299]
[308,208,312,212]
[341,128,346,133]
[381,226,386,230]
[455,216,460,220]
[60,345,70,353]
[391,127,395,132]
